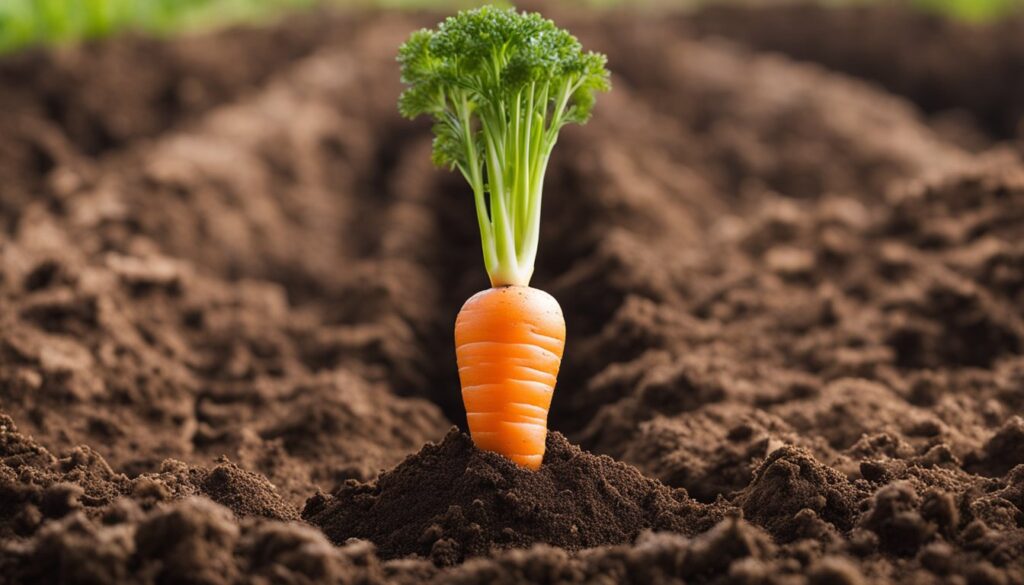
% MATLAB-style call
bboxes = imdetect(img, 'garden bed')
[0,5,1022,584]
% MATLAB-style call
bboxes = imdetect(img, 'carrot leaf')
[398,6,610,286]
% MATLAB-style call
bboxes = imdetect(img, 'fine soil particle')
[303,429,727,565]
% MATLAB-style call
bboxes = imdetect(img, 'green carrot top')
[398,6,610,287]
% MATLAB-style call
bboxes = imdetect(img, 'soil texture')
[1,5,1023,584]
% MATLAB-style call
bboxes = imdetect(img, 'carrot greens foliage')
[398,6,610,287]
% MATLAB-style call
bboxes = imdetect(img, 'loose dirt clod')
[738,446,864,542]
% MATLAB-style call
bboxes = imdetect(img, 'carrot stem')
[397,6,610,287]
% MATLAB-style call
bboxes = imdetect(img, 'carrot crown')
[398,6,610,287]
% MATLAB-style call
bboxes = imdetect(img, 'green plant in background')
[0,0,321,53]
[913,0,1022,22]
[0,0,498,53]
[1,0,1022,55]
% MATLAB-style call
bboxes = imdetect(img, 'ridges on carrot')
[455,286,565,469]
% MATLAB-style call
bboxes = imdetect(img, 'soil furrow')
[540,16,973,434]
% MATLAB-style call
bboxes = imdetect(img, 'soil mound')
[303,429,727,565]
[0,412,297,538]
[0,413,126,540]
[738,446,865,542]
[0,497,405,585]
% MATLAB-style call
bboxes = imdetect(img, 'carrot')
[398,7,609,468]
[455,286,565,469]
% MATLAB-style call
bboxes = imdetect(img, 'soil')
[688,2,1024,143]
[303,429,726,565]
[1,4,1023,585]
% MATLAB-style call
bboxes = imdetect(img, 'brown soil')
[1,5,1023,585]
[303,429,726,565]
[688,2,1024,143]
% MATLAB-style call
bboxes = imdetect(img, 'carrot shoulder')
[456,286,565,469]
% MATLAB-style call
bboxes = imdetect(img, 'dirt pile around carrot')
[303,429,728,564]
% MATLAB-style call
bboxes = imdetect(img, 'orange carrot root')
[455,285,566,470]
